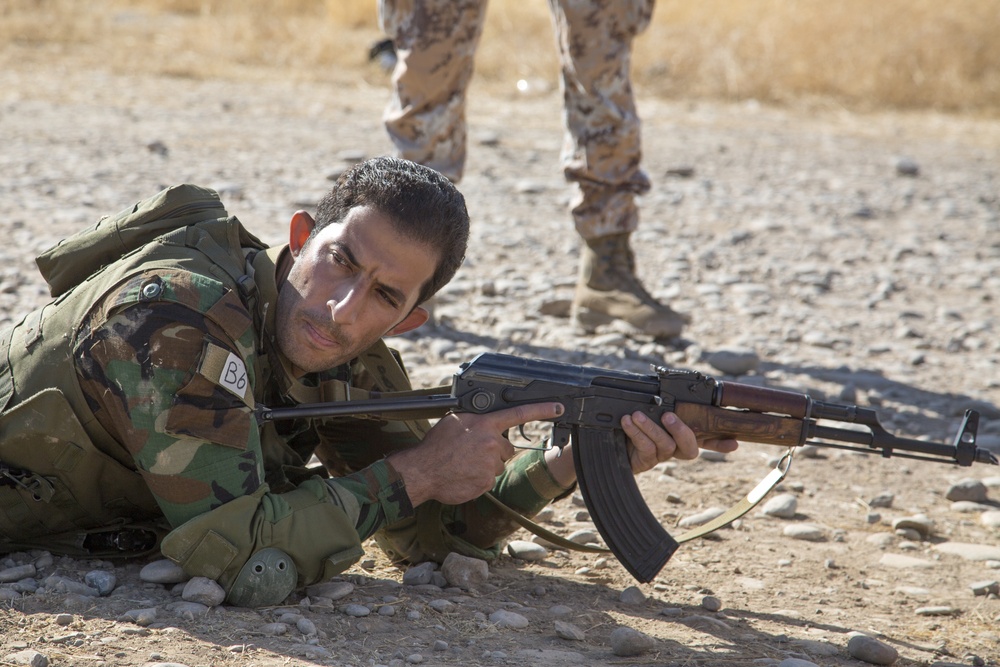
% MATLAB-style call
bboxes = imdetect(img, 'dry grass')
[3,0,999,113]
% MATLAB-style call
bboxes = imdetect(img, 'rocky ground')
[0,59,999,667]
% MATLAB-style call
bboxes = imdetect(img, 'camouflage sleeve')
[312,417,420,539]
[75,269,414,539]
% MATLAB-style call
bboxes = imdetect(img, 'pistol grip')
[572,427,678,583]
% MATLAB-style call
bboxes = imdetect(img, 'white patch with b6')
[219,352,249,398]
[197,342,253,406]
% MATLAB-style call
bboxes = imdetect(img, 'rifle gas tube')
[257,352,997,584]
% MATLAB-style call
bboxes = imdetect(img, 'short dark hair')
[311,156,470,305]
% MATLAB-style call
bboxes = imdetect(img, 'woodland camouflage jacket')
[0,209,565,587]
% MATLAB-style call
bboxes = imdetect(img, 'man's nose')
[328,285,362,324]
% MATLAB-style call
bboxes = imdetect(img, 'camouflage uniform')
[379,0,654,240]
[380,0,688,338]
[0,206,570,595]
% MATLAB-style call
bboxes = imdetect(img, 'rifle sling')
[673,448,795,544]
[483,448,795,556]
[482,492,609,553]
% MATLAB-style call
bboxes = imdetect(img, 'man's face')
[275,205,438,376]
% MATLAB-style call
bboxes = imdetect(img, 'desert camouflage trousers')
[378,0,655,240]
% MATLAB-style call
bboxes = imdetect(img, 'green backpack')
[0,185,259,558]
[35,184,231,298]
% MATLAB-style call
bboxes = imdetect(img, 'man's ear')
[288,211,316,257]
[387,306,430,336]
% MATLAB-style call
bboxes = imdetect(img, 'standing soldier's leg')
[379,0,489,183]
[548,0,689,338]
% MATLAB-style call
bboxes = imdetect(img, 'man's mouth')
[303,320,345,350]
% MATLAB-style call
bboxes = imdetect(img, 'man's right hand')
[387,402,565,507]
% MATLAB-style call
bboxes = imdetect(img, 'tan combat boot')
[572,233,689,337]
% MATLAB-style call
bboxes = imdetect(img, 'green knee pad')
[160,480,365,604]
[226,547,298,607]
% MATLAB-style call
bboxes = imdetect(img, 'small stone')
[514,179,546,194]
[761,493,798,519]
[867,533,895,547]
[868,491,895,508]
[181,577,225,607]
[342,603,370,617]
[305,581,354,601]
[792,638,840,657]
[915,606,957,616]
[441,552,489,591]
[296,617,317,635]
[783,524,825,541]
[119,608,157,626]
[165,601,210,617]
[609,626,655,657]
[892,514,934,538]
[933,542,1000,561]
[895,156,920,177]
[507,540,549,562]
[43,575,98,597]
[84,570,116,596]
[946,478,988,503]
[701,595,723,612]
[139,559,189,585]
[665,165,696,178]
[54,613,73,626]
[969,580,999,596]
[950,501,993,513]
[293,645,331,660]
[705,348,760,375]
[567,529,600,545]
[778,660,820,667]
[402,562,437,586]
[428,599,456,613]
[848,634,898,665]
[489,610,529,629]
[619,586,646,605]
[554,620,585,641]
[260,623,287,636]
[679,507,726,528]
[0,564,36,583]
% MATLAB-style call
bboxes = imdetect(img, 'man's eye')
[378,290,399,308]
[330,251,349,266]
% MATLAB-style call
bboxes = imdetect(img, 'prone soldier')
[0,157,735,605]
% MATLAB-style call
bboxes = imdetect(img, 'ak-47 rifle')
[256,352,997,584]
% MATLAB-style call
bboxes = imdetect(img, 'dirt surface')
[1,60,1000,667]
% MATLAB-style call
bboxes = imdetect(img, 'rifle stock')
[258,351,997,583]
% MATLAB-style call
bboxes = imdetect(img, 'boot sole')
[573,307,616,333]
[573,306,685,338]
